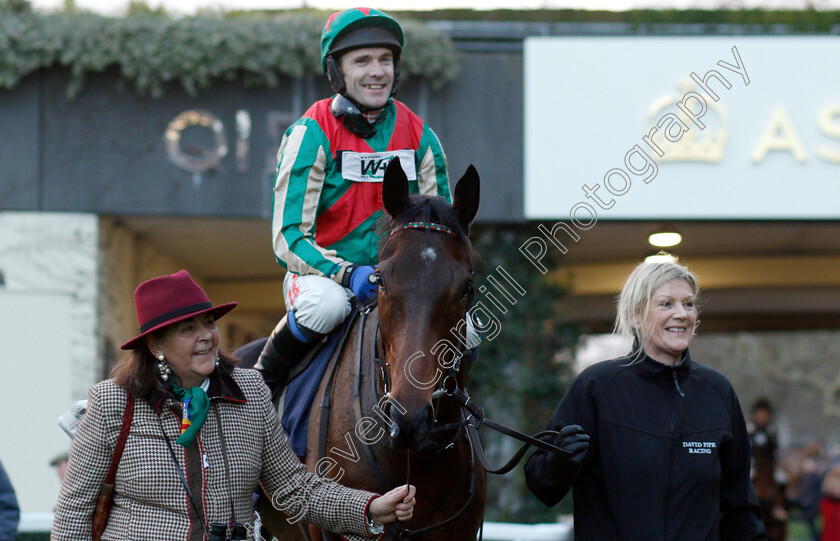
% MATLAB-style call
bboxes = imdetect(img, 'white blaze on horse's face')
[420,247,437,265]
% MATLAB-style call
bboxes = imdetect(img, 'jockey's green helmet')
[320,7,404,73]
[321,7,404,99]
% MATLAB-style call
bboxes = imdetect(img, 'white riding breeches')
[283,272,482,349]
[283,273,351,336]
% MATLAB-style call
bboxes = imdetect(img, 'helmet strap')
[391,54,401,97]
[325,55,346,95]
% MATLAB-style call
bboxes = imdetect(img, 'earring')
[215,353,220,367]
[157,354,171,381]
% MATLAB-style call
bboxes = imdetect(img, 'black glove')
[546,424,590,472]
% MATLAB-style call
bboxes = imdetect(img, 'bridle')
[387,221,457,239]
[375,220,475,432]
[358,220,478,540]
[377,221,566,539]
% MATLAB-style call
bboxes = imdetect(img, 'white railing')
[19,513,54,532]
[482,520,572,541]
[21,513,573,540]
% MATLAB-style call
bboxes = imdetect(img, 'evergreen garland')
[2,4,835,98]
[0,9,460,97]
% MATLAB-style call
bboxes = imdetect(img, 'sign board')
[524,36,840,220]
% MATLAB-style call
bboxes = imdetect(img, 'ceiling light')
[648,232,682,247]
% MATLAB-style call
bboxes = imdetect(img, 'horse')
[750,429,787,541]
[244,159,486,540]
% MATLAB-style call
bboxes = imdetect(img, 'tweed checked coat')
[52,368,379,541]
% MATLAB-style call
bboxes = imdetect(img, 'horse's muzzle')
[388,402,434,450]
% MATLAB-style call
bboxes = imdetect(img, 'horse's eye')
[460,280,474,300]
[372,272,385,289]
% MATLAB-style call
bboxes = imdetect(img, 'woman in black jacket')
[524,257,766,541]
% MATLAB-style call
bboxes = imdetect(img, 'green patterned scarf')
[171,381,210,447]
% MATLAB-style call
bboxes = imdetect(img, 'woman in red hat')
[52,270,415,541]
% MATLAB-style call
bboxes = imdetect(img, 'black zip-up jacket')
[524,349,766,541]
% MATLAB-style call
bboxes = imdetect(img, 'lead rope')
[405,451,410,488]
[386,411,480,540]
[401,451,410,536]
[381,451,411,541]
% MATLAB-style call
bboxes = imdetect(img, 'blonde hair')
[614,255,699,360]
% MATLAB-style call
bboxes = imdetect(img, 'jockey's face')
[339,46,394,111]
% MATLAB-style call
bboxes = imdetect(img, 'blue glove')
[349,265,378,303]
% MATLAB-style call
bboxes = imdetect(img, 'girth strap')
[316,306,361,541]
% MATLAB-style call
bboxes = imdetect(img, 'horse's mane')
[378,194,472,249]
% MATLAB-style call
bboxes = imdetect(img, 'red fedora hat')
[120,270,237,350]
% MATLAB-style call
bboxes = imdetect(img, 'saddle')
[280,304,367,457]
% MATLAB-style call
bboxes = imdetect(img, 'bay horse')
[751,442,787,541]
[253,159,486,540]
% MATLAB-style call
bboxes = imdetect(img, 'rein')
[446,385,573,474]
[370,321,571,539]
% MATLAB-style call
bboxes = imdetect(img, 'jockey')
[257,7,480,392]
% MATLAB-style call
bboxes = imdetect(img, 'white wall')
[0,211,98,513]
[0,290,76,513]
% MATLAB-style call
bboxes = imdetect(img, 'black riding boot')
[255,313,320,395]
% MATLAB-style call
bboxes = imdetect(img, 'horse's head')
[375,159,480,450]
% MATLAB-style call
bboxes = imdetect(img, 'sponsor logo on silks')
[682,440,717,454]
[341,149,417,182]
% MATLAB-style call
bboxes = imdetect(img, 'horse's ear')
[382,158,410,218]
[453,164,480,231]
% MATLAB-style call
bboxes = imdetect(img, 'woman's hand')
[368,484,416,523]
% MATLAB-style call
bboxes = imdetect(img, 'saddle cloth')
[281,328,342,457]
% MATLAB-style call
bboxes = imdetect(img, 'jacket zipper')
[666,385,674,540]
[665,366,685,540]
[672,366,685,397]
